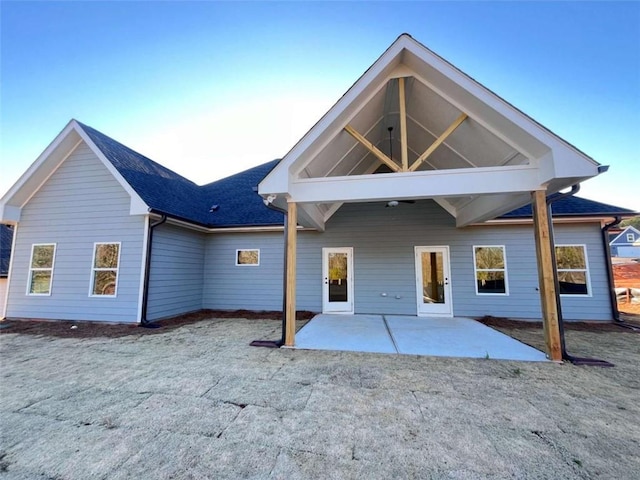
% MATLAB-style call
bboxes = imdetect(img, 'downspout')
[547,185,614,365]
[602,216,622,321]
[248,193,287,347]
[602,217,639,331]
[266,199,289,347]
[139,214,167,328]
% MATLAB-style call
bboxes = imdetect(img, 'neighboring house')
[610,226,640,258]
[0,224,13,318]
[0,35,637,357]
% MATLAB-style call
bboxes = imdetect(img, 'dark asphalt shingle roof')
[77,122,635,228]
[200,160,283,227]
[78,122,283,227]
[1,224,13,276]
[501,195,636,218]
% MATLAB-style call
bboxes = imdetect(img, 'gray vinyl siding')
[203,233,285,311]
[5,142,145,323]
[202,200,612,321]
[147,224,205,320]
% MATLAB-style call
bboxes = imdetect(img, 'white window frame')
[555,244,591,297]
[473,245,509,296]
[27,243,57,296]
[235,249,260,266]
[627,233,634,242]
[89,242,121,297]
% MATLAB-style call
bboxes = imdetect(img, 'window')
[627,233,635,242]
[27,244,56,295]
[90,243,120,296]
[473,246,508,295]
[236,249,259,266]
[555,245,590,295]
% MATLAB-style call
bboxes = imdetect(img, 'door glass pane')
[328,253,348,302]
[421,252,444,304]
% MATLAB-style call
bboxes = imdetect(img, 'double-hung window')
[27,243,56,295]
[90,243,121,296]
[555,245,590,295]
[473,246,508,295]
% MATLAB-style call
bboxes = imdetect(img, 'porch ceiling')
[259,35,602,231]
[304,77,528,181]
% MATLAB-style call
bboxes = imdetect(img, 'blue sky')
[1,1,639,211]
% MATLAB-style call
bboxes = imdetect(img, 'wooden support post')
[399,77,409,172]
[284,201,298,347]
[531,190,562,361]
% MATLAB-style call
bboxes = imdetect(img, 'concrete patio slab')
[295,314,548,361]
[294,314,396,354]
[386,315,548,361]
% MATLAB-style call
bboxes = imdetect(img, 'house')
[610,226,640,258]
[0,224,13,317]
[0,34,636,360]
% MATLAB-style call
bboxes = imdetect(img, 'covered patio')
[295,314,548,362]
[259,35,604,361]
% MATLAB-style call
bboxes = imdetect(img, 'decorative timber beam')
[409,113,468,172]
[344,124,400,172]
[399,77,409,171]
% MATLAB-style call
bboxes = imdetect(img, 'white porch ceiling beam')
[409,113,468,172]
[432,198,458,217]
[289,165,542,204]
[455,192,533,227]
[344,125,400,172]
[297,203,327,231]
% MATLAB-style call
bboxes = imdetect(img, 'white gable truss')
[259,34,603,230]
[0,120,149,224]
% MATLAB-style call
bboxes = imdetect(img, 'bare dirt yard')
[1,314,639,479]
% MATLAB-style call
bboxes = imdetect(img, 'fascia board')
[73,121,149,215]
[480,216,623,226]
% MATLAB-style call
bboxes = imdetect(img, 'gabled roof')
[610,225,640,245]
[0,224,13,277]
[259,33,604,230]
[0,120,282,229]
[82,122,282,227]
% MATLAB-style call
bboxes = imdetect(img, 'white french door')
[322,247,354,314]
[415,246,453,316]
